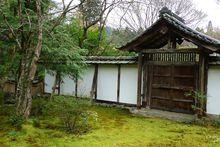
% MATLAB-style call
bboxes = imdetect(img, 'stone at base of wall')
[130,108,196,122]
[93,101,196,121]
[93,101,136,110]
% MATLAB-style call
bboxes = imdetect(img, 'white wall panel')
[207,66,220,115]
[44,71,56,93]
[97,65,118,102]
[60,75,76,95]
[119,65,138,104]
[78,66,95,97]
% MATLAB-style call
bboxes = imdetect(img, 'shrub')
[0,92,15,116]
[60,110,98,134]
[31,96,97,134]
[31,98,48,116]
[8,115,25,130]
[185,90,207,118]
[0,92,16,105]
[0,104,14,116]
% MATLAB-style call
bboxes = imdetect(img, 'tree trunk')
[79,27,88,48]
[15,0,42,119]
[16,57,32,118]
[50,72,60,100]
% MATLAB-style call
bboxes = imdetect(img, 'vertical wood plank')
[198,51,208,111]
[58,73,61,95]
[142,58,147,107]
[117,64,121,103]
[137,53,143,108]
[91,64,99,99]
[199,52,205,92]
[203,54,209,111]
[170,64,174,110]
[148,65,153,107]
[167,32,172,49]
[75,75,78,98]
[94,65,98,99]
[42,78,45,94]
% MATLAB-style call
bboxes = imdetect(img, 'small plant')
[61,111,98,134]
[185,90,207,118]
[8,115,25,130]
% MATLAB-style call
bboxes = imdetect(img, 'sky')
[54,0,220,28]
[192,0,220,28]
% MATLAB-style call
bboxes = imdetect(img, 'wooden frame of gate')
[138,48,208,114]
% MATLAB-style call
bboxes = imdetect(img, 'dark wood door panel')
[151,98,172,111]
[153,65,171,76]
[152,76,171,85]
[173,77,195,87]
[151,88,171,99]
[173,65,195,76]
[147,63,197,113]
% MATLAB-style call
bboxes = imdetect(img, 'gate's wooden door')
[148,64,196,113]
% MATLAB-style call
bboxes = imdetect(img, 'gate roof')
[119,7,220,53]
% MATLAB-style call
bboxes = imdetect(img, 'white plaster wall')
[60,75,76,95]
[119,65,138,104]
[44,71,56,93]
[207,66,220,115]
[77,66,95,97]
[97,65,118,102]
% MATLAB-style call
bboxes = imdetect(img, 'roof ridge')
[159,7,185,24]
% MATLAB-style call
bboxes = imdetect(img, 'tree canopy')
[0,0,212,118]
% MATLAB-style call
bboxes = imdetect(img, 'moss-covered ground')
[1,102,220,146]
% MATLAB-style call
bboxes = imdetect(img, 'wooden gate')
[144,50,201,114]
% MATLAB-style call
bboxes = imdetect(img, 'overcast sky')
[192,0,220,28]
[55,0,220,28]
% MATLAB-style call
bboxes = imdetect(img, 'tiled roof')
[85,56,137,64]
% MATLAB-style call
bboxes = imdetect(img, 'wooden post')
[198,51,209,111]
[196,50,209,112]
[167,31,172,49]
[137,53,143,108]
[167,31,176,49]
[199,52,205,93]
[117,64,121,103]
[147,65,153,108]
[172,38,177,49]
[75,75,78,98]
[91,64,98,99]
[142,55,147,107]
[58,73,61,95]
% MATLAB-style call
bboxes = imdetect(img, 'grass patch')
[1,96,220,146]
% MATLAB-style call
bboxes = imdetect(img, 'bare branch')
[49,0,85,33]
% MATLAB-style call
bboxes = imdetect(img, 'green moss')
[1,101,220,146]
